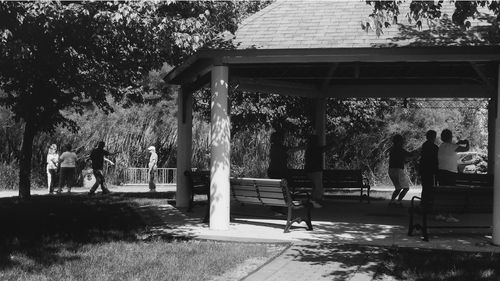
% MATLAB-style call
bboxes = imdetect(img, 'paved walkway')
[2,185,499,280]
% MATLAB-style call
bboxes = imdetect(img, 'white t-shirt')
[46,153,59,170]
[438,142,459,173]
[149,152,158,170]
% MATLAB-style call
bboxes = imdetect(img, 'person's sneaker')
[435,214,446,221]
[445,216,459,223]
[149,189,156,192]
[310,200,323,208]
[87,192,95,196]
[388,201,396,207]
[102,189,111,195]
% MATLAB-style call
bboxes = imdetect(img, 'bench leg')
[305,204,313,231]
[408,207,414,236]
[284,206,313,233]
[187,193,194,212]
[284,206,293,233]
[422,212,429,242]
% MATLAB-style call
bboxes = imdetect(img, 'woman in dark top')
[267,132,291,180]
[419,130,438,205]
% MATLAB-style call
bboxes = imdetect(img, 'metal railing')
[124,168,177,185]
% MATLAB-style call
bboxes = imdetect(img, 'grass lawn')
[0,192,285,281]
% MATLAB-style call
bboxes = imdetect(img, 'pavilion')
[164,1,500,244]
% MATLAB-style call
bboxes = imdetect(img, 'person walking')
[147,146,158,192]
[419,130,438,206]
[46,144,59,194]
[388,134,416,207]
[58,144,77,193]
[88,141,113,195]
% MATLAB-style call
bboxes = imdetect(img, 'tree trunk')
[18,120,36,199]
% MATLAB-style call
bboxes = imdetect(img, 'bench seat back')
[185,170,210,194]
[455,173,493,188]
[429,186,493,213]
[230,178,289,207]
[323,169,364,189]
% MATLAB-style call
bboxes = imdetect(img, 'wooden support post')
[176,86,193,208]
[494,65,500,245]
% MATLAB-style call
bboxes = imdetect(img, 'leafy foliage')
[0,1,266,196]
[365,0,500,34]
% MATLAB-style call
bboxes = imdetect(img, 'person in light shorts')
[388,134,416,207]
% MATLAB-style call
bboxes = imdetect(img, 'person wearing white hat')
[148,146,158,192]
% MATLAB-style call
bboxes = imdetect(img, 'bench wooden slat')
[287,169,370,202]
[230,177,312,233]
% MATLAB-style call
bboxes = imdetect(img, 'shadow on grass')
[289,243,500,280]
[0,192,195,270]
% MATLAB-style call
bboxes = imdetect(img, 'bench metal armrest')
[410,196,421,207]
[291,190,310,199]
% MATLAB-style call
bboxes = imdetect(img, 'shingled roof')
[234,1,499,49]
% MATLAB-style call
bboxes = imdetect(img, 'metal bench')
[287,169,370,203]
[408,186,493,241]
[230,177,313,233]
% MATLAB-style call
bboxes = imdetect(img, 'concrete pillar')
[176,86,193,208]
[494,64,500,245]
[210,65,230,230]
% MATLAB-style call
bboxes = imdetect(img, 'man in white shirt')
[148,146,158,192]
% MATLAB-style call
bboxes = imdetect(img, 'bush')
[0,161,19,190]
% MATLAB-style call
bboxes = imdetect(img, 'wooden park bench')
[408,185,493,241]
[184,170,210,213]
[230,177,313,233]
[287,169,371,203]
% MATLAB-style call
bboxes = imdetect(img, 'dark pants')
[59,167,75,191]
[48,168,57,193]
[90,169,109,193]
[149,169,156,191]
[420,171,435,206]
[437,170,457,186]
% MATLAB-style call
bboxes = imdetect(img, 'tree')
[365,0,500,36]
[0,1,248,198]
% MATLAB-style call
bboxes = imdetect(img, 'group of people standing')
[388,129,469,221]
[46,141,114,195]
[267,128,470,215]
[46,141,159,195]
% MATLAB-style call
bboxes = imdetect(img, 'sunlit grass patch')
[0,239,284,281]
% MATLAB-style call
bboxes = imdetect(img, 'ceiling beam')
[232,77,491,98]
[232,77,320,98]
[323,84,492,98]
